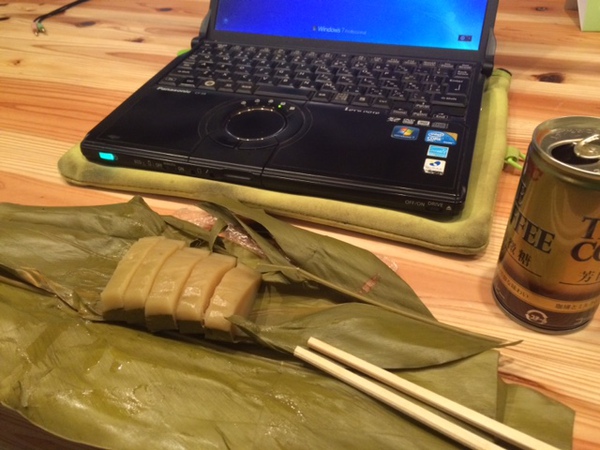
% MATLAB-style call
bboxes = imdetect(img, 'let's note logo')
[392,126,420,141]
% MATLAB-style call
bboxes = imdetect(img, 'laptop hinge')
[192,9,212,48]
[482,29,496,77]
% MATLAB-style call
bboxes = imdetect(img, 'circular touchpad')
[226,108,286,141]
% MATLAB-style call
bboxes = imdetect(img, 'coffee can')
[493,116,600,333]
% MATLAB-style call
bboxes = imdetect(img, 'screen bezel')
[203,0,498,63]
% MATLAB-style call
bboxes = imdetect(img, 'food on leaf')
[145,246,210,332]
[100,237,261,338]
[121,238,186,324]
[100,236,166,321]
[175,252,237,334]
[204,263,263,340]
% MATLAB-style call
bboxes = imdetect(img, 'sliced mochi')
[204,263,262,341]
[100,236,165,321]
[144,246,210,332]
[122,238,186,324]
[175,252,237,334]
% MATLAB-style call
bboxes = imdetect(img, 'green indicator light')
[99,152,116,161]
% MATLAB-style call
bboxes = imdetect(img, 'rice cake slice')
[144,246,210,332]
[204,263,262,341]
[100,236,165,321]
[175,252,237,334]
[122,238,186,324]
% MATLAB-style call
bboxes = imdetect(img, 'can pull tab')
[573,134,600,159]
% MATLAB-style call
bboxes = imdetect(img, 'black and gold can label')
[493,117,600,333]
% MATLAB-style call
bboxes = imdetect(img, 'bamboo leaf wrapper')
[0,196,574,449]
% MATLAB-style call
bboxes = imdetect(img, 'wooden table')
[1,1,599,448]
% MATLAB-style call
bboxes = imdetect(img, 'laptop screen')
[214,0,489,51]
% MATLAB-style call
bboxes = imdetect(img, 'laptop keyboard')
[157,41,476,122]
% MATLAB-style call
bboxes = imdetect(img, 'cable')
[32,0,91,36]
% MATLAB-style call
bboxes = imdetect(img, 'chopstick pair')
[294,338,561,450]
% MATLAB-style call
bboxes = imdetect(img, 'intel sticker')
[423,158,446,175]
[392,126,420,141]
[427,145,449,158]
[425,130,458,146]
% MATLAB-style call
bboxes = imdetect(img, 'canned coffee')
[493,116,600,333]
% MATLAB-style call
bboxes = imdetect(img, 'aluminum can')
[492,116,600,333]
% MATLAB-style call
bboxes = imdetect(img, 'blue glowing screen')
[215,0,489,51]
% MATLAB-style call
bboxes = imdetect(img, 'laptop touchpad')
[200,99,311,150]
[226,108,286,141]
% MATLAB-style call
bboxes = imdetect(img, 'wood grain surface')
[1,1,599,449]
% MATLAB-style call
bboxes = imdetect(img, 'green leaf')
[0,283,572,450]
[0,196,573,449]
[233,303,509,369]
[199,197,432,317]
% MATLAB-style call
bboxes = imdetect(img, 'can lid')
[532,117,600,185]
[573,133,600,159]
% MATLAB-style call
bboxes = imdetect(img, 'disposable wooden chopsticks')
[294,337,561,450]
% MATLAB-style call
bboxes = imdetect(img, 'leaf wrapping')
[0,196,574,449]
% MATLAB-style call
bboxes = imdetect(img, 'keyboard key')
[372,98,391,109]
[412,110,430,119]
[332,93,352,105]
[254,85,312,100]
[446,79,470,95]
[277,77,296,87]
[352,96,371,107]
[388,89,408,101]
[174,68,194,76]
[198,79,217,90]
[218,82,236,92]
[391,106,410,117]
[412,103,432,114]
[337,75,356,86]
[297,80,317,91]
[159,76,179,86]
[319,82,339,93]
[431,93,467,107]
[294,70,313,81]
[409,92,429,103]
[432,105,466,118]
[236,83,254,94]
[365,87,386,98]
[344,86,365,95]
[312,92,333,102]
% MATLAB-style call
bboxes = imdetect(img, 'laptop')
[81,0,499,216]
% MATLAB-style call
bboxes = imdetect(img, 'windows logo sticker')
[392,125,420,141]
